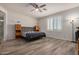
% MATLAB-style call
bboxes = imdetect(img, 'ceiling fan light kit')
[35,8,39,11]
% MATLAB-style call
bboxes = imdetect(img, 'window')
[47,16,62,31]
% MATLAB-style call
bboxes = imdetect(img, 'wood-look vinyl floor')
[0,37,76,55]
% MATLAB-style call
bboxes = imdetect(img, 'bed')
[21,27,46,41]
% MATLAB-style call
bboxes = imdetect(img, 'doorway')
[0,11,5,43]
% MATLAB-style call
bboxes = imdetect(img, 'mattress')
[22,32,26,37]
[22,31,46,37]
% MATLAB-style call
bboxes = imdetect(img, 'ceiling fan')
[30,3,47,12]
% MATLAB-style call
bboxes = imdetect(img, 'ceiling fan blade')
[30,3,38,8]
[40,4,46,8]
[39,9,42,12]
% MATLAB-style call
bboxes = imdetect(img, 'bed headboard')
[21,27,34,32]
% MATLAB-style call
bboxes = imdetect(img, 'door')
[0,20,4,43]
[0,11,5,43]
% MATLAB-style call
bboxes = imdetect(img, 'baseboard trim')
[46,36,72,41]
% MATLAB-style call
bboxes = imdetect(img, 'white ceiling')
[1,3,79,18]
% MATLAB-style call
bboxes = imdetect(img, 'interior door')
[0,20,4,43]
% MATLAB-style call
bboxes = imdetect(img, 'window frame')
[47,16,62,32]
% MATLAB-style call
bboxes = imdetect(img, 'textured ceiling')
[1,3,79,18]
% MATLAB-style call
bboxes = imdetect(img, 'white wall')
[6,10,37,40]
[38,7,79,41]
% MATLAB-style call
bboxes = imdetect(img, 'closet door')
[0,20,4,42]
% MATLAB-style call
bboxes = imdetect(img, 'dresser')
[77,40,79,54]
[15,24,21,39]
